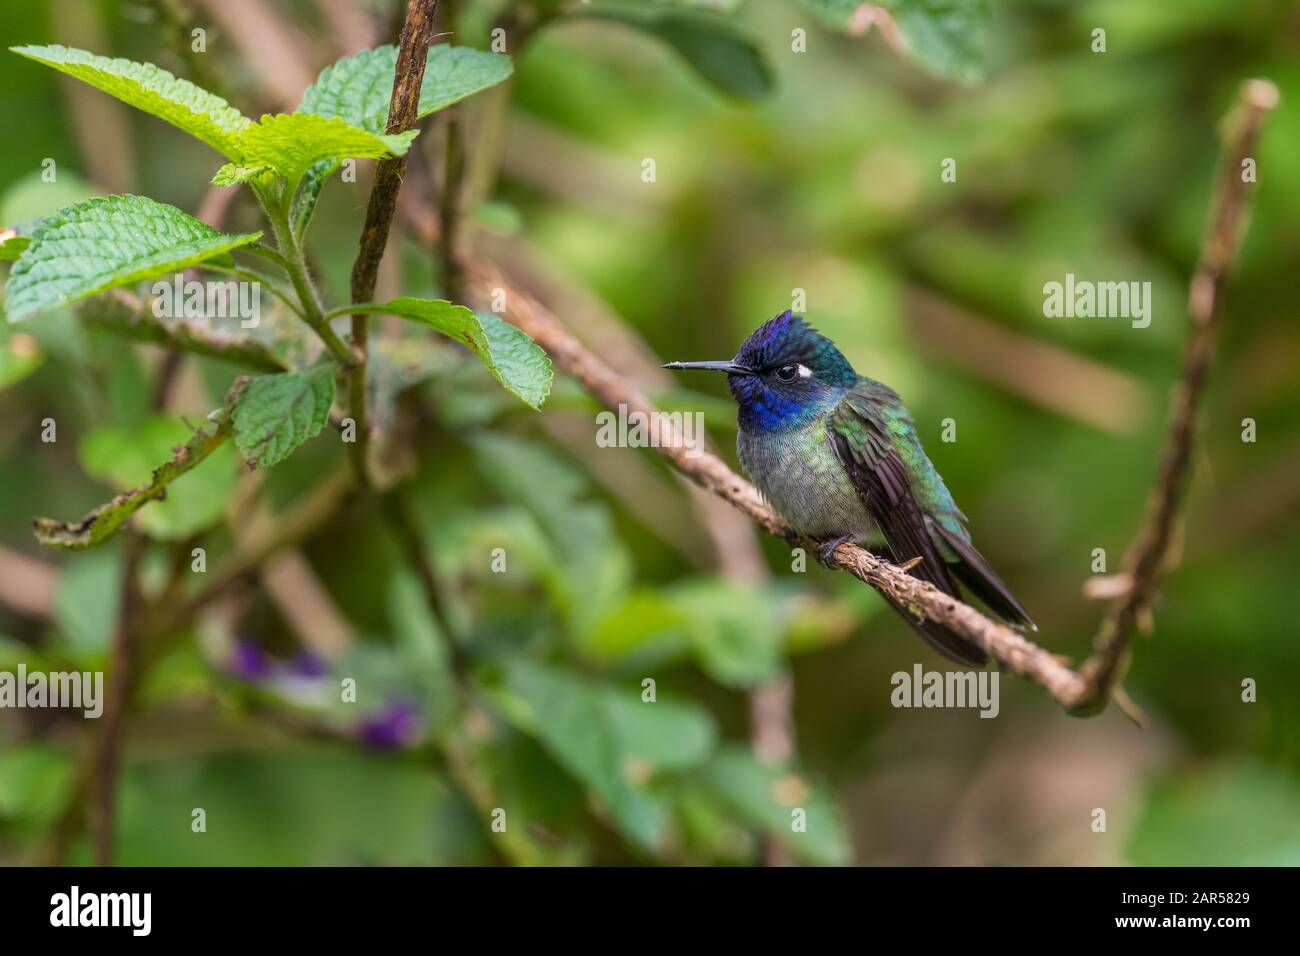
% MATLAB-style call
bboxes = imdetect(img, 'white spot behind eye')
[796,364,813,379]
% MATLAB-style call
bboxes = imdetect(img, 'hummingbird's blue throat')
[733,377,837,432]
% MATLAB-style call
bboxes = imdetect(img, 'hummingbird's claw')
[817,534,855,567]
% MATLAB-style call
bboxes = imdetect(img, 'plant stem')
[254,180,357,367]
[348,0,441,486]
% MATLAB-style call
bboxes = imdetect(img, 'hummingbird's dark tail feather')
[931,521,1037,631]
[881,594,990,667]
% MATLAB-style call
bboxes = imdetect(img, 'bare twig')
[88,529,144,865]
[435,0,465,302]
[347,0,440,487]
[1076,79,1279,709]
[32,394,240,550]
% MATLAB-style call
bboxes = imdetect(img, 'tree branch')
[454,78,1276,714]
[80,290,290,372]
[1075,78,1279,709]
[347,0,440,486]
[31,380,246,550]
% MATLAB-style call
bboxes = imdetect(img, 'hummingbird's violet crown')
[737,311,857,387]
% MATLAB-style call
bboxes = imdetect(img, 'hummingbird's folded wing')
[828,397,989,666]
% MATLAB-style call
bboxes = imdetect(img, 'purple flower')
[287,651,329,679]
[229,639,273,681]
[357,699,422,751]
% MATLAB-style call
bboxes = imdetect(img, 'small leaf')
[3,195,261,323]
[577,3,774,100]
[211,163,276,187]
[798,0,988,83]
[234,113,417,189]
[486,661,717,850]
[10,44,252,157]
[0,234,31,261]
[698,746,853,866]
[671,581,783,688]
[232,366,335,469]
[301,44,515,133]
[350,298,552,409]
[294,45,513,233]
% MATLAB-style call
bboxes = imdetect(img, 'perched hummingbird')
[665,311,1034,665]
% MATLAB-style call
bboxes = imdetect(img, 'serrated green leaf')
[80,417,238,540]
[10,44,251,157]
[301,44,515,133]
[211,163,275,187]
[290,160,341,237]
[577,3,774,100]
[349,298,552,409]
[3,195,261,323]
[798,0,988,82]
[698,746,852,866]
[884,0,987,81]
[235,113,417,190]
[486,660,717,850]
[232,366,335,469]
[293,45,513,234]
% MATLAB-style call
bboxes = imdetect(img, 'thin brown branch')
[1076,78,1279,709]
[88,528,144,865]
[80,290,290,373]
[347,0,440,487]
[454,77,1274,713]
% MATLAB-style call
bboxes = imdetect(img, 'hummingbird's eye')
[775,364,799,383]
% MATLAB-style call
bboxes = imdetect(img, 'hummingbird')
[665,310,1034,665]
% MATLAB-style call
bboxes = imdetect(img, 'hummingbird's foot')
[817,534,855,567]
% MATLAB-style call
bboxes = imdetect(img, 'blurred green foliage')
[1,0,1298,865]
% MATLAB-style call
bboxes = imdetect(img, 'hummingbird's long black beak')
[662,360,755,376]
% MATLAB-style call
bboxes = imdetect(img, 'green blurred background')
[1,0,1298,865]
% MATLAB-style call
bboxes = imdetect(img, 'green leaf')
[34,404,235,549]
[234,113,417,189]
[0,745,74,830]
[798,0,988,82]
[350,298,552,409]
[486,660,717,850]
[301,44,515,133]
[54,547,122,653]
[672,581,782,688]
[0,235,31,261]
[80,417,238,540]
[699,746,853,866]
[211,164,275,187]
[232,366,335,469]
[3,195,261,323]
[293,45,513,233]
[1,169,98,226]
[10,44,252,157]
[577,3,775,100]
